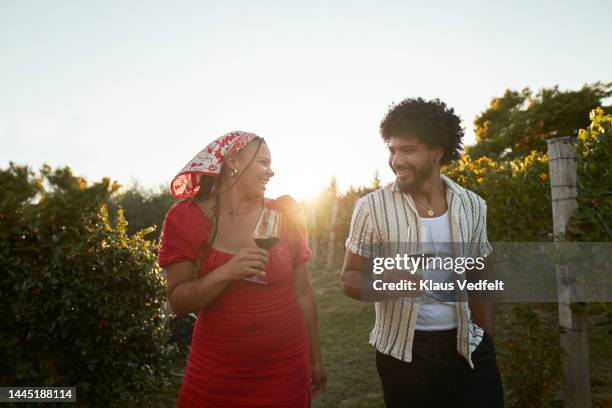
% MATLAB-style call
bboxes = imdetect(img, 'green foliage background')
[468,82,611,161]
[0,165,176,406]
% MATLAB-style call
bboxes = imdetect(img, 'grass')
[309,262,382,408]
[589,310,612,408]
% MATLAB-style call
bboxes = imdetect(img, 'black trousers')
[376,329,504,408]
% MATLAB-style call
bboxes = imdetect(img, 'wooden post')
[547,136,592,408]
[326,196,338,271]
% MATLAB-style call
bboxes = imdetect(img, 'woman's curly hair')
[380,97,464,165]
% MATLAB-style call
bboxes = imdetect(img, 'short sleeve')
[270,195,312,268]
[471,201,493,259]
[345,196,379,258]
[158,202,203,267]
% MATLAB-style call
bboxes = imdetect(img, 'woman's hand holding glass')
[245,208,281,284]
[222,248,269,282]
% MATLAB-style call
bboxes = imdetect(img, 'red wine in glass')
[254,237,279,249]
[243,209,281,284]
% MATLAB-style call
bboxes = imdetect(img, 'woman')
[159,131,326,407]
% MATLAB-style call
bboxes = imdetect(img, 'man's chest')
[370,194,472,247]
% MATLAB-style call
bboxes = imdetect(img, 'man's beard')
[397,162,433,193]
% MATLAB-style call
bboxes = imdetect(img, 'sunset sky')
[1,0,610,199]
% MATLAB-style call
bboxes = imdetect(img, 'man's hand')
[468,257,495,337]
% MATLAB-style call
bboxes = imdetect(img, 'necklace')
[223,198,262,217]
[424,182,444,217]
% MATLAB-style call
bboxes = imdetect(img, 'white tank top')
[415,211,458,331]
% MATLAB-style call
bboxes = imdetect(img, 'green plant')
[0,165,176,406]
[445,151,552,241]
[567,107,612,241]
[496,305,561,408]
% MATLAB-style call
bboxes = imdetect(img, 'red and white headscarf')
[170,131,260,198]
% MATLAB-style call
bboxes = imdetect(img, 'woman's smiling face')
[231,140,274,197]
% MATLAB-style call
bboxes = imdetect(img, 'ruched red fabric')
[159,196,312,408]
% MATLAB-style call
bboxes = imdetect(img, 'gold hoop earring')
[231,168,239,177]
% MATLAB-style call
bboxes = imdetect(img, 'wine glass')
[242,208,281,284]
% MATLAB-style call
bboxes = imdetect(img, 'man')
[341,98,504,407]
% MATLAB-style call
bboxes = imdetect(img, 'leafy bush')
[568,107,612,241]
[109,183,174,242]
[0,165,176,406]
[496,305,561,407]
[445,151,552,241]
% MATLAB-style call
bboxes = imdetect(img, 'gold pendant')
[427,208,434,216]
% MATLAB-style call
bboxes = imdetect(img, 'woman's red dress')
[158,196,312,408]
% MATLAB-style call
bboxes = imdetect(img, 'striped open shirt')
[345,174,493,368]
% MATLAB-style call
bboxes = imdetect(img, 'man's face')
[387,135,435,192]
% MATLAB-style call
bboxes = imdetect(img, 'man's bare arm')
[468,258,495,337]
[340,250,366,300]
